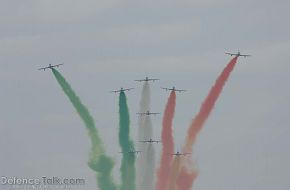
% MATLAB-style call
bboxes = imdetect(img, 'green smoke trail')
[118,91,136,190]
[51,68,117,190]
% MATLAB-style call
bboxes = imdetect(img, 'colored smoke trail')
[144,143,155,189]
[136,81,155,190]
[176,159,197,190]
[184,57,238,150]
[119,91,136,190]
[51,68,117,190]
[140,116,156,190]
[168,156,182,190]
[136,81,150,189]
[176,57,238,190]
[156,91,176,190]
[137,81,150,139]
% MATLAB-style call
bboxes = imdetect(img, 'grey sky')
[1,1,290,190]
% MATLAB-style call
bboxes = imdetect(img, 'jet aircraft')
[38,63,64,71]
[139,138,161,143]
[170,151,191,156]
[161,86,186,92]
[111,88,134,93]
[135,77,160,82]
[225,51,251,58]
[137,111,160,116]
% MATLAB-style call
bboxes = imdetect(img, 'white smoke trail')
[136,81,155,190]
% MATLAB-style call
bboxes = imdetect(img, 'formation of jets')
[225,51,251,58]
[137,111,160,116]
[38,63,64,71]
[111,88,134,93]
[135,77,160,82]
[161,86,186,92]
[41,52,249,156]
[139,138,161,143]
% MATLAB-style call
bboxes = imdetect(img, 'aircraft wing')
[38,67,48,71]
[124,88,134,91]
[240,54,251,57]
[161,87,169,90]
[53,63,64,67]
[148,78,160,82]
[175,89,186,92]
[151,112,161,115]
[225,52,236,56]
[111,90,121,93]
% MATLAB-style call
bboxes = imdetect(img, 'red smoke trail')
[168,156,182,190]
[176,162,197,190]
[156,91,176,190]
[177,57,238,190]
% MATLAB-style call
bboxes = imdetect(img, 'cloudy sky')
[1,1,290,190]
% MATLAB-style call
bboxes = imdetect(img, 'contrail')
[176,57,239,190]
[51,68,117,190]
[136,81,155,190]
[156,91,176,190]
[119,91,136,190]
